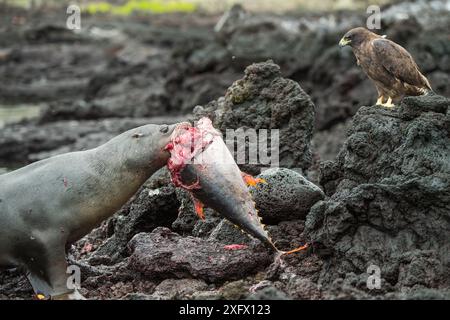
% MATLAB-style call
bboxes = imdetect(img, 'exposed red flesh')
[165,120,217,189]
[223,244,248,250]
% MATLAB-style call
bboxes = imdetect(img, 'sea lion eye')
[160,125,169,133]
[132,133,143,138]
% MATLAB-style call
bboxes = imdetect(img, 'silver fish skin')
[179,130,278,252]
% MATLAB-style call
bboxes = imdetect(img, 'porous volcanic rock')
[306,94,450,296]
[89,185,180,263]
[193,60,315,172]
[171,189,221,237]
[127,227,273,283]
[250,167,324,224]
[149,278,209,300]
[208,219,254,245]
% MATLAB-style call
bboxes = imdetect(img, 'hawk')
[339,27,431,108]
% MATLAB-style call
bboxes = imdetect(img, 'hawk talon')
[382,97,395,108]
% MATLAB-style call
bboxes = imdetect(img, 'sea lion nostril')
[160,125,169,133]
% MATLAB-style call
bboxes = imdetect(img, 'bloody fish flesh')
[166,118,307,255]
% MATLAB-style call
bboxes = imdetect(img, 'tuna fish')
[166,117,308,255]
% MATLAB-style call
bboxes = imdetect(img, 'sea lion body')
[0,123,179,299]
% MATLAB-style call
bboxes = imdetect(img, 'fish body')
[166,118,278,251]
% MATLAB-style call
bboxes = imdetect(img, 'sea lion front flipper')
[26,272,53,299]
[52,289,86,300]
[27,242,78,299]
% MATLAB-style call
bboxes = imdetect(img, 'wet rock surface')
[171,189,222,237]
[209,219,254,246]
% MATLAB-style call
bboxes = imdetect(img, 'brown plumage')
[339,27,431,107]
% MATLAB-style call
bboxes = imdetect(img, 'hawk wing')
[372,38,431,90]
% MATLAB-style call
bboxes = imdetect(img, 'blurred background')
[0,0,449,173]
[2,0,394,13]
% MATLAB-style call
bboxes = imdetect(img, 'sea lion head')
[124,122,189,170]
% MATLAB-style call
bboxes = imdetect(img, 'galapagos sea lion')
[0,122,181,299]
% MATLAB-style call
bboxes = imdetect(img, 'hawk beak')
[339,37,351,48]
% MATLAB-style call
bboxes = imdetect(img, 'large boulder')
[127,227,273,283]
[306,94,450,295]
[194,60,315,172]
[250,168,324,224]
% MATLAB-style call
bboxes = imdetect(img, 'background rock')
[193,60,315,172]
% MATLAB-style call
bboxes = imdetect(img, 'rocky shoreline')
[0,1,449,300]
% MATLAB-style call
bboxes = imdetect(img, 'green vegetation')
[0,104,42,129]
[2,0,31,7]
[3,0,393,14]
[84,0,197,15]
